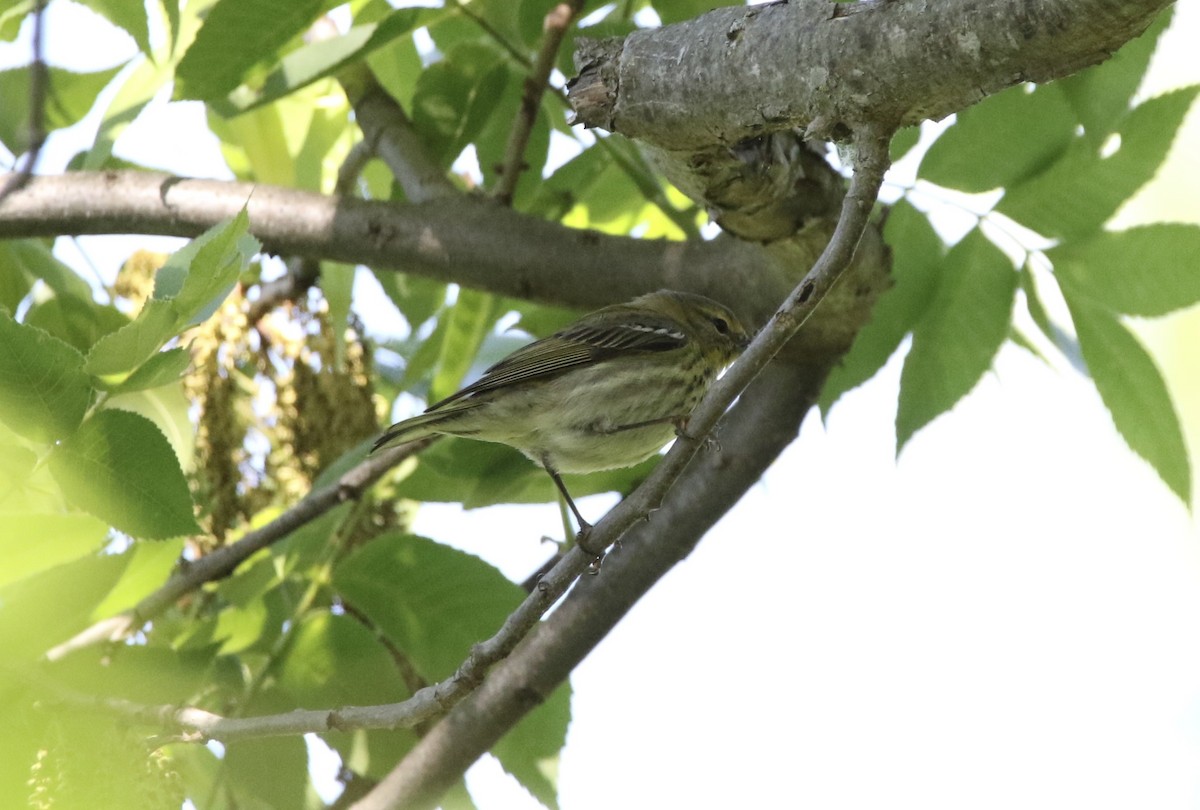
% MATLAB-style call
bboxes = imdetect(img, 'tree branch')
[492,1,584,205]
[351,123,894,810]
[43,439,435,662]
[0,170,776,313]
[339,66,458,203]
[569,0,1170,147]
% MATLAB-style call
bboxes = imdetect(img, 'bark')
[569,0,1170,146]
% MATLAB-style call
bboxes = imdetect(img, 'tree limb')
[351,123,894,810]
[339,66,459,203]
[0,170,776,313]
[569,0,1170,147]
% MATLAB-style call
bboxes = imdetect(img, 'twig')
[0,0,48,204]
[336,138,376,197]
[350,122,896,810]
[493,2,584,205]
[43,438,436,662]
[339,65,457,203]
[246,256,320,322]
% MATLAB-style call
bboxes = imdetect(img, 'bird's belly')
[470,364,697,473]
[530,421,677,474]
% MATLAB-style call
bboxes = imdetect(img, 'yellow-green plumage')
[372,290,749,530]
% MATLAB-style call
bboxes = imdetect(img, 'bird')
[372,289,750,549]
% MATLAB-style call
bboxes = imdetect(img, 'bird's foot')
[576,524,606,574]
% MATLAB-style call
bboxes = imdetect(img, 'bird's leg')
[546,467,604,561]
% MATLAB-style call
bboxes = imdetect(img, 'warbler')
[372,290,750,539]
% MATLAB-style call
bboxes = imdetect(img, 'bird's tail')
[371,411,446,453]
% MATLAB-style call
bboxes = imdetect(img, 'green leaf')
[0,1,34,43]
[363,1,428,110]
[86,213,256,376]
[526,143,612,221]
[224,736,308,809]
[474,61,550,206]
[1058,9,1171,146]
[0,513,108,589]
[999,87,1200,239]
[106,384,195,473]
[819,199,944,415]
[321,262,355,370]
[0,438,63,514]
[82,56,165,170]
[1048,224,1200,317]
[221,9,426,113]
[102,347,192,394]
[429,289,499,402]
[79,0,152,56]
[90,537,185,617]
[48,409,199,539]
[51,644,212,707]
[0,239,93,301]
[889,125,921,163]
[83,298,178,377]
[1020,266,1083,369]
[896,230,1017,451]
[23,296,129,354]
[0,245,32,311]
[372,272,446,330]
[411,44,511,167]
[277,612,411,706]
[919,84,1075,193]
[493,682,570,810]
[175,0,327,100]
[0,551,129,661]
[161,209,258,324]
[0,64,123,152]
[334,533,526,681]
[0,311,93,443]
[1065,297,1190,505]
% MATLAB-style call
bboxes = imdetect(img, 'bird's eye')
[711,316,730,334]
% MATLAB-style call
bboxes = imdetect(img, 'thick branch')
[569,0,1170,147]
[0,170,772,312]
[352,124,893,810]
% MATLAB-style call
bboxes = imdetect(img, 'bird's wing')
[425,307,687,411]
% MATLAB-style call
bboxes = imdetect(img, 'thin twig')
[43,438,437,662]
[246,256,320,322]
[493,1,584,205]
[0,0,48,204]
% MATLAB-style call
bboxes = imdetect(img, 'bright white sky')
[3,2,1199,809]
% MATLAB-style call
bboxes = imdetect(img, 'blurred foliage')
[0,0,1194,808]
